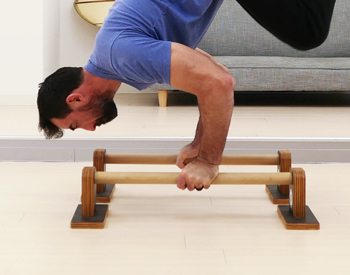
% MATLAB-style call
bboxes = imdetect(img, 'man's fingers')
[176,174,186,190]
[179,175,211,191]
[177,173,197,191]
[176,161,185,169]
[187,176,203,192]
[177,159,218,191]
[196,178,210,190]
[176,155,185,169]
[176,157,196,169]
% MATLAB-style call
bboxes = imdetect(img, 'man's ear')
[66,93,85,110]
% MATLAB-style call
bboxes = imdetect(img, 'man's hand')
[176,143,200,169]
[176,158,219,191]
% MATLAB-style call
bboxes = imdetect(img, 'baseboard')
[1,137,349,163]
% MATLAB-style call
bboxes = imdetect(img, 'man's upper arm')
[170,42,229,96]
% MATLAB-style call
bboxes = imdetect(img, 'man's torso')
[85,0,224,90]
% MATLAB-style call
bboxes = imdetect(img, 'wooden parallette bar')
[93,149,291,203]
[71,165,319,230]
[104,153,280,165]
[94,171,292,185]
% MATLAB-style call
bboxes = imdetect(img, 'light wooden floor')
[0,161,349,275]
[1,92,350,274]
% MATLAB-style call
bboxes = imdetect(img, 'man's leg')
[236,0,336,50]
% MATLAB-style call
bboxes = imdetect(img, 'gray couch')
[155,0,350,107]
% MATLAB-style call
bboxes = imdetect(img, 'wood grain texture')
[94,149,115,203]
[277,150,291,196]
[94,149,106,194]
[81,167,96,217]
[291,168,306,219]
[104,153,280,165]
[94,171,292,185]
[265,150,291,204]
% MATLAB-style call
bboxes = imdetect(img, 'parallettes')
[71,149,319,230]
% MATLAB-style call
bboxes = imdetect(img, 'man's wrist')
[197,154,220,166]
[190,140,201,150]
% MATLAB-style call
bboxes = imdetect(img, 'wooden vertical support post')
[290,168,306,218]
[94,149,106,193]
[94,149,115,203]
[278,168,319,230]
[71,167,109,229]
[278,150,291,197]
[266,150,291,204]
[82,167,96,217]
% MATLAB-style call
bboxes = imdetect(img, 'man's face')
[51,98,118,132]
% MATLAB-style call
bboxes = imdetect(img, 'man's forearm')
[197,89,233,165]
[170,42,234,165]
[191,114,203,149]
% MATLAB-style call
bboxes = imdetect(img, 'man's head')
[37,67,118,138]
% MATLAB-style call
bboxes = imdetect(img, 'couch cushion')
[198,0,350,57]
[216,56,350,91]
[151,56,350,92]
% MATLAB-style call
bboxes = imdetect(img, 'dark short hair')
[37,67,83,139]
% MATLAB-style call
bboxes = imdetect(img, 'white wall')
[0,0,44,104]
[0,0,138,105]
[43,0,60,75]
[58,0,97,68]
[57,0,139,93]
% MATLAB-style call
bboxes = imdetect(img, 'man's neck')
[83,69,121,99]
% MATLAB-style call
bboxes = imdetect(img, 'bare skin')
[171,43,235,191]
[52,71,121,131]
[51,45,234,192]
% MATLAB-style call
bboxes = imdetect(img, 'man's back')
[104,0,224,46]
[86,0,224,90]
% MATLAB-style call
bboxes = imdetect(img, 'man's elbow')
[212,73,235,106]
[225,74,236,92]
[215,73,235,93]
[198,72,235,104]
[221,74,235,103]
